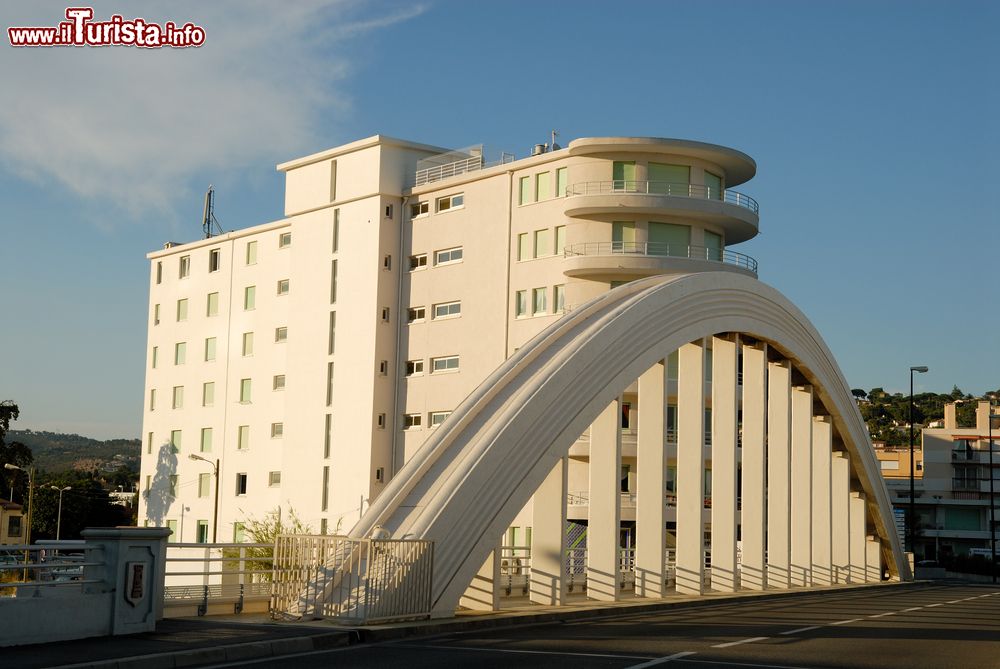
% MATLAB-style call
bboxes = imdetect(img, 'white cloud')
[0,0,425,218]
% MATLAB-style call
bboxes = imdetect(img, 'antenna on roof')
[202,185,224,239]
[550,129,560,151]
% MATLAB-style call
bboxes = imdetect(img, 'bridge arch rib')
[352,271,908,616]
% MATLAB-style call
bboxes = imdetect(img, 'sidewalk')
[6,581,933,669]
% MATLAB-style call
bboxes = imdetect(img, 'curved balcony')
[564,181,759,244]
[562,241,758,280]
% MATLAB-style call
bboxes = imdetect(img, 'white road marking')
[406,643,655,660]
[684,660,823,669]
[780,625,821,635]
[925,603,942,607]
[829,618,862,625]
[946,600,963,604]
[900,607,923,612]
[713,636,769,648]
[625,651,697,668]
[869,612,895,618]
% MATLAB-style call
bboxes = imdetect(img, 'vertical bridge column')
[811,417,833,585]
[866,535,883,582]
[850,492,867,583]
[790,385,813,586]
[741,343,767,590]
[460,545,500,611]
[831,452,851,583]
[676,340,705,595]
[711,337,738,592]
[767,361,792,588]
[588,399,622,601]
[636,362,667,598]
[530,457,567,605]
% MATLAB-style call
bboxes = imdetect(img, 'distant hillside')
[7,430,140,473]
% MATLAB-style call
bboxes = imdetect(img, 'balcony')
[564,181,759,243]
[563,241,758,280]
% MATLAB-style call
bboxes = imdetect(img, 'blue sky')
[1,0,997,439]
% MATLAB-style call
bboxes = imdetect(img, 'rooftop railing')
[566,181,759,215]
[564,241,758,275]
[414,152,516,186]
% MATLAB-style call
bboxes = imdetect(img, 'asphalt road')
[200,584,1000,669]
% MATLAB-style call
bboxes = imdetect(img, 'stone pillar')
[711,337,738,592]
[831,452,851,583]
[676,341,705,595]
[866,537,883,582]
[790,385,813,587]
[588,400,621,601]
[461,544,501,611]
[530,457,568,605]
[767,361,792,588]
[849,492,867,583]
[740,343,767,590]
[636,362,667,598]
[811,417,833,585]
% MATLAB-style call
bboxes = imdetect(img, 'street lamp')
[48,486,72,541]
[989,412,999,584]
[188,454,219,543]
[909,366,928,559]
[4,463,35,547]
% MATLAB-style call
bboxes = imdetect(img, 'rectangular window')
[170,429,182,453]
[275,326,288,343]
[410,201,429,218]
[198,474,210,498]
[149,388,156,411]
[279,231,291,248]
[517,233,531,261]
[321,466,330,511]
[429,411,451,427]
[153,303,160,326]
[534,229,552,257]
[407,307,426,323]
[648,222,690,257]
[556,167,568,197]
[196,521,209,543]
[244,286,256,310]
[432,301,461,319]
[532,287,547,315]
[151,346,158,369]
[239,378,252,403]
[205,337,216,361]
[515,290,528,317]
[403,413,422,429]
[168,475,178,497]
[271,422,284,438]
[704,171,723,200]
[612,161,637,190]
[156,262,162,285]
[242,332,254,356]
[409,254,427,270]
[328,311,336,355]
[202,382,215,407]
[235,473,247,495]
[146,432,153,454]
[176,298,188,322]
[179,255,190,278]
[206,292,219,317]
[7,515,21,538]
[166,519,178,541]
[329,160,337,201]
[330,260,338,304]
[269,471,281,487]
[237,425,250,450]
[208,248,220,273]
[172,385,184,409]
[246,240,258,265]
[332,208,340,252]
[555,225,566,255]
[554,284,566,313]
[380,307,390,323]
[434,247,463,265]
[436,193,464,212]
[324,414,332,458]
[405,360,424,376]
[233,522,245,543]
[535,171,551,201]
[326,362,334,407]
[277,279,289,296]
[648,162,690,195]
[200,427,212,452]
[431,355,459,373]
[519,176,531,205]
[174,342,186,365]
[273,374,285,391]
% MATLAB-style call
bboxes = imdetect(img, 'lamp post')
[4,463,35,546]
[989,412,998,584]
[908,366,928,558]
[189,454,219,542]
[48,486,72,540]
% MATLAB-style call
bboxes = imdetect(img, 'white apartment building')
[139,134,761,543]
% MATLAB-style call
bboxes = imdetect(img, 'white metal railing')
[413,152,517,186]
[564,241,758,275]
[565,180,759,214]
[0,542,102,596]
[270,535,434,624]
[164,543,273,615]
[499,545,530,596]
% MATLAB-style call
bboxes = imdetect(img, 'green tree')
[31,471,128,540]
[224,507,312,582]
[0,401,33,503]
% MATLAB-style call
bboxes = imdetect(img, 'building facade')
[138,135,761,542]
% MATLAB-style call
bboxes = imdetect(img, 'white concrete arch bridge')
[285,271,909,620]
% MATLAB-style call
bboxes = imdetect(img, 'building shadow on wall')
[143,442,177,527]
